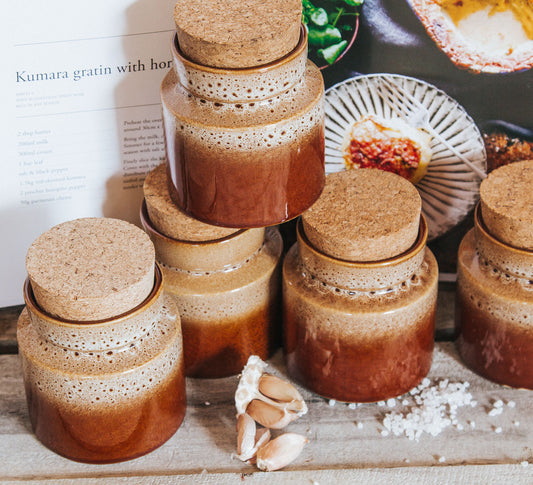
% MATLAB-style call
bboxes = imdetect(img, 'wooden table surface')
[1,283,532,484]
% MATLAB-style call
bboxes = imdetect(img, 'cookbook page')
[1,0,175,306]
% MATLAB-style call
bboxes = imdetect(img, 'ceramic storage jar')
[141,164,283,378]
[18,218,186,463]
[283,169,439,403]
[161,0,325,228]
[456,160,533,389]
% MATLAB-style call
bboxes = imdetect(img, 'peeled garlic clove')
[259,373,305,403]
[236,413,257,461]
[245,427,271,465]
[246,399,299,429]
[256,433,308,472]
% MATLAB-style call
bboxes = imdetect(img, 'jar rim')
[476,203,533,256]
[140,199,252,247]
[23,263,163,328]
[171,24,307,75]
[297,215,428,269]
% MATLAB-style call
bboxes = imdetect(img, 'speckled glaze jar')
[455,205,533,389]
[282,170,438,403]
[160,25,325,228]
[18,265,186,463]
[141,202,283,378]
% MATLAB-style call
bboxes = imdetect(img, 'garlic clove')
[245,427,272,465]
[236,413,257,461]
[258,373,307,413]
[246,399,301,429]
[256,433,308,472]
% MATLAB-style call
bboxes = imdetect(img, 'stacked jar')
[283,169,439,402]
[456,160,533,389]
[162,0,325,227]
[142,0,326,377]
[17,218,186,463]
[141,164,282,378]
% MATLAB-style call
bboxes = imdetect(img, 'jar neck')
[170,25,308,103]
[296,217,428,291]
[23,266,164,352]
[474,204,533,281]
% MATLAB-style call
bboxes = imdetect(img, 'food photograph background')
[1,0,533,482]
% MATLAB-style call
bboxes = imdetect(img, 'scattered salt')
[438,456,446,463]
[507,400,516,408]
[521,461,529,467]
[488,407,503,417]
[381,379,474,441]
[381,429,390,437]
[356,421,364,429]
[494,426,503,434]
[513,420,520,427]
[386,398,396,408]
[377,401,386,407]
[328,399,336,407]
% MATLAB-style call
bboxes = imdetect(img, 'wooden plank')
[0,284,457,352]
[0,464,532,484]
[1,342,531,481]
[0,305,22,353]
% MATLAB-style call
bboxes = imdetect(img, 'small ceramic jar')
[18,218,186,463]
[283,169,438,403]
[161,0,325,228]
[456,161,533,389]
[141,165,283,378]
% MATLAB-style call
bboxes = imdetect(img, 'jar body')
[283,243,438,403]
[455,229,533,389]
[160,30,325,228]
[161,227,283,378]
[17,292,186,463]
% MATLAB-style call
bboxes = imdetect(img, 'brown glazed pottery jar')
[456,161,533,389]
[283,169,438,402]
[18,218,186,463]
[160,8,325,227]
[141,165,283,378]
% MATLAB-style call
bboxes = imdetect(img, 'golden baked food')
[341,115,432,184]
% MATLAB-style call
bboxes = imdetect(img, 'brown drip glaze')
[283,242,437,402]
[23,363,186,464]
[182,299,280,378]
[165,124,325,228]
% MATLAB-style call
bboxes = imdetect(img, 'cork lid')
[302,169,422,262]
[26,218,155,321]
[143,164,239,241]
[480,160,533,250]
[173,0,302,68]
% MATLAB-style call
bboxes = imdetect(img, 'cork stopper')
[480,160,533,250]
[302,169,422,262]
[173,0,302,69]
[143,164,239,241]
[26,218,155,321]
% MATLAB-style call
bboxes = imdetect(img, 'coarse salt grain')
[507,400,516,408]
[521,461,529,467]
[381,379,474,441]
[438,456,446,463]
[348,403,357,410]
[328,399,336,407]
[489,407,503,417]
[494,426,503,434]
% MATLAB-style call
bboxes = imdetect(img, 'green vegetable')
[318,40,348,65]
[308,25,342,48]
[309,7,329,27]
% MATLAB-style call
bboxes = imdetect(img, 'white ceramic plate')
[324,73,487,240]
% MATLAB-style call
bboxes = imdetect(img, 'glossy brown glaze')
[282,243,438,403]
[455,228,533,389]
[456,291,533,389]
[165,121,325,228]
[24,365,186,464]
[183,299,281,378]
